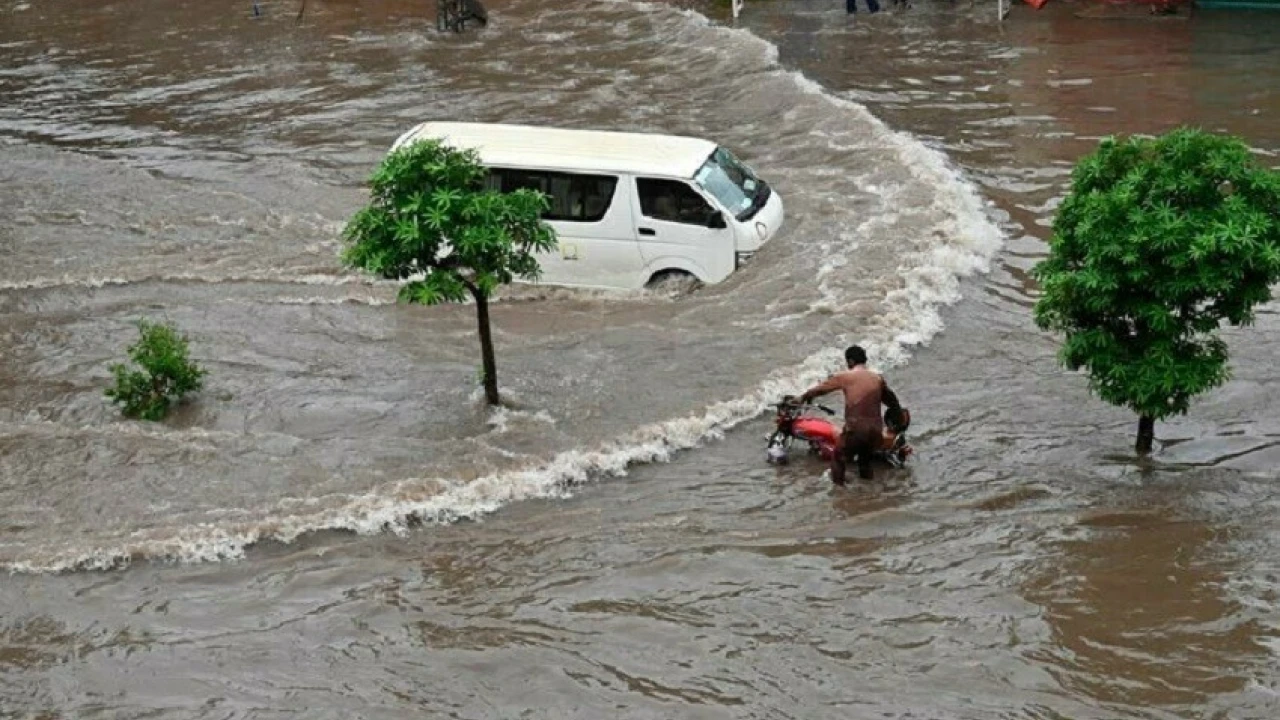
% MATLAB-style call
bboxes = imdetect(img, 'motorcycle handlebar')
[777,399,836,416]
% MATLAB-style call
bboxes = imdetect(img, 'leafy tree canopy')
[1033,127,1280,423]
[342,138,557,304]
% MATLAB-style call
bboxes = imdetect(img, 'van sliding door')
[633,177,735,285]
[488,168,643,289]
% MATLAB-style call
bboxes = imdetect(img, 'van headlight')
[755,221,768,240]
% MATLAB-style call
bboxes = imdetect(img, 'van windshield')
[693,147,768,221]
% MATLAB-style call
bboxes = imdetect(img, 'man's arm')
[799,376,842,404]
[880,377,901,410]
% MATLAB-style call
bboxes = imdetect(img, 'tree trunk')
[472,288,500,406]
[1136,415,1155,454]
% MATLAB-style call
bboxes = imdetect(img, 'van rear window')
[486,169,618,223]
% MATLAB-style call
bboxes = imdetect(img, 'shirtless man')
[797,345,902,485]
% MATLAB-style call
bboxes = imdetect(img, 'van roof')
[391,122,719,179]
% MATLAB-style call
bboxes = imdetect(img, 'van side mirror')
[707,211,727,229]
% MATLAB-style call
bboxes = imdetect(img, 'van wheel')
[646,270,702,296]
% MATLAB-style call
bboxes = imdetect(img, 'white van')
[389,122,785,290]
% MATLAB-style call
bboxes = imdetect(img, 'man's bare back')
[800,366,898,432]
[797,345,902,484]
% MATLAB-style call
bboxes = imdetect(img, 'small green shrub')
[105,320,207,421]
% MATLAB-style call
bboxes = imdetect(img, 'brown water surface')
[2,0,1279,717]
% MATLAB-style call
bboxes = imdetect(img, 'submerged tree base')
[1136,415,1155,454]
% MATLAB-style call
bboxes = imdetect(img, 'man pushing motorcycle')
[795,345,904,485]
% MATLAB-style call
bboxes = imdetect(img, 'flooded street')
[2,0,1279,717]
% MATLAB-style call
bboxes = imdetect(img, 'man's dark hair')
[845,345,867,366]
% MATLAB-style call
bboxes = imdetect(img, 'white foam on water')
[486,407,557,434]
[2,2,1007,574]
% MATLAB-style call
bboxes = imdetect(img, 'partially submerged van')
[389,122,785,290]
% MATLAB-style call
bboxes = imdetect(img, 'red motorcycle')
[765,396,913,468]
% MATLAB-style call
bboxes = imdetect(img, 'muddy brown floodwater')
[1,0,1278,717]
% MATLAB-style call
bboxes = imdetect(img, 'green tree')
[105,320,207,421]
[1033,128,1280,453]
[342,138,557,406]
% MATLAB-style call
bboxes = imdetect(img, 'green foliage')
[341,138,558,304]
[105,320,207,421]
[1033,127,1280,422]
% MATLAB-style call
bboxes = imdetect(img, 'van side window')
[637,178,715,225]
[486,169,617,223]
